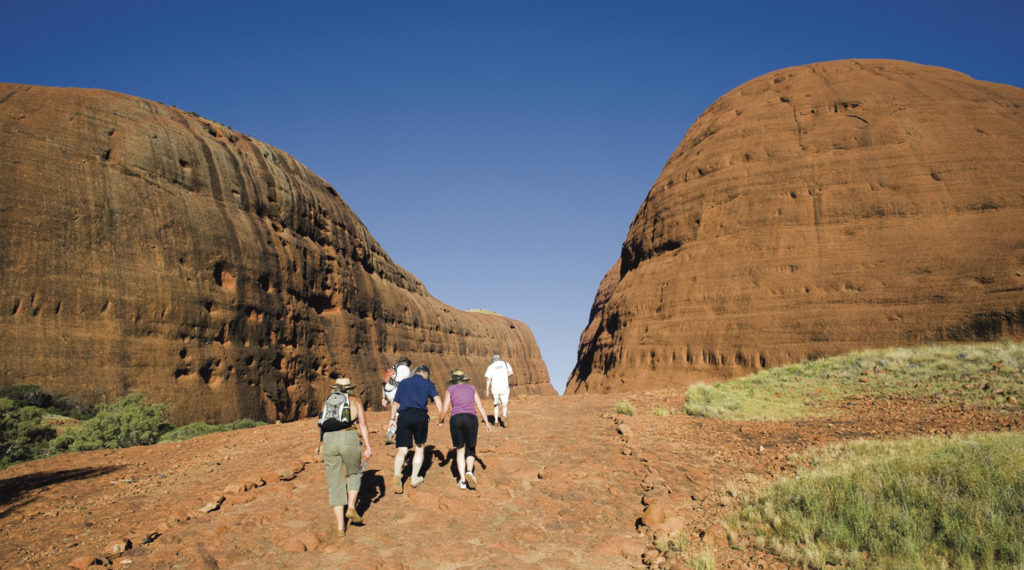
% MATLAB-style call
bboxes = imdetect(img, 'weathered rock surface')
[571,59,1024,393]
[0,83,552,423]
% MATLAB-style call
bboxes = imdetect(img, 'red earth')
[2,392,1022,569]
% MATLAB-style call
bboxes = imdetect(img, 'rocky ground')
[2,391,1022,569]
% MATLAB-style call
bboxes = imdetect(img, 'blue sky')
[3,1,1022,393]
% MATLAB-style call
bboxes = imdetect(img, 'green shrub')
[51,393,169,452]
[0,398,56,468]
[614,401,636,416]
[0,384,92,419]
[651,406,673,416]
[159,418,265,443]
[739,432,1024,568]
[0,385,53,409]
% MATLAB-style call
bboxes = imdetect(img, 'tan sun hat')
[331,373,353,390]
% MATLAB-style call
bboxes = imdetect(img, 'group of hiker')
[315,354,515,535]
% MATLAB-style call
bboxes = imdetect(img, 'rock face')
[570,59,1024,393]
[0,83,553,424]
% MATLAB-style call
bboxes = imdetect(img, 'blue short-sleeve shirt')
[394,374,439,412]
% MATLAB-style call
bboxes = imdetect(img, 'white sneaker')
[458,480,468,490]
[465,471,477,490]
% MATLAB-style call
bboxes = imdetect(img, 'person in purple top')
[437,369,491,490]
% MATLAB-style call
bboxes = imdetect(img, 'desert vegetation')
[614,400,637,415]
[739,432,1024,568]
[684,341,1024,421]
[684,341,1024,568]
[0,386,265,468]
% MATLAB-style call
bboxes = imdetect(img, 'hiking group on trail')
[318,354,514,534]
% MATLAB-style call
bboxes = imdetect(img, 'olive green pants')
[322,429,361,507]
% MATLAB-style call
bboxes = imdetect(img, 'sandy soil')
[2,391,1021,569]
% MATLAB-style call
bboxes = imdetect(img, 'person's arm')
[485,375,492,397]
[389,400,399,426]
[473,390,491,433]
[438,390,451,425]
[433,395,443,418]
[382,369,394,407]
[356,399,372,460]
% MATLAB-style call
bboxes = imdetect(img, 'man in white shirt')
[382,357,412,407]
[484,354,514,428]
[382,357,412,444]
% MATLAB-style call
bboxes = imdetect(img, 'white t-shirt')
[485,360,513,393]
[395,364,411,383]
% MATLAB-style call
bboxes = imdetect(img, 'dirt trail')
[2,392,1022,568]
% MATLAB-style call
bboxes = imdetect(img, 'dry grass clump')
[685,341,1024,421]
[738,432,1024,569]
[614,401,636,416]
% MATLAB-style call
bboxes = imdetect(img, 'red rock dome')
[571,59,1024,393]
[0,84,553,423]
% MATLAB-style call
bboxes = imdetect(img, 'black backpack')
[318,393,353,430]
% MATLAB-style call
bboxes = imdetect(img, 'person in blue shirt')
[388,365,442,493]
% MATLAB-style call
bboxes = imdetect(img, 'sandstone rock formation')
[0,83,552,424]
[570,59,1024,393]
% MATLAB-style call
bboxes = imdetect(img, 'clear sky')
[3,1,1022,393]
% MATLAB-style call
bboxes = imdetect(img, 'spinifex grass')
[685,341,1024,421]
[738,432,1024,569]
[614,401,637,416]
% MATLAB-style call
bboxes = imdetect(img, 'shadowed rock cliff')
[571,59,1024,393]
[0,83,553,424]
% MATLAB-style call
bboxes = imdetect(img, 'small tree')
[51,393,169,452]
[0,397,56,468]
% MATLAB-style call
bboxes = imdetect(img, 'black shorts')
[449,413,479,450]
[395,408,429,448]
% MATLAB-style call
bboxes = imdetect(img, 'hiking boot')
[345,507,362,524]
[465,471,477,490]
[337,527,346,537]
[411,476,425,488]
[502,417,509,428]
[392,475,403,494]
[458,480,468,490]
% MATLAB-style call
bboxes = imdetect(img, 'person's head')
[491,354,501,362]
[412,365,430,379]
[396,356,411,366]
[330,373,354,393]
[449,369,469,385]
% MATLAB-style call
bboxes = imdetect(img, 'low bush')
[51,393,170,452]
[0,398,56,468]
[159,418,265,443]
[0,384,92,419]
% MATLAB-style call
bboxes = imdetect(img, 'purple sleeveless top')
[449,383,477,416]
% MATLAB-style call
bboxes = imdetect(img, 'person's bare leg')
[456,446,466,482]
[393,447,409,493]
[345,488,362,523]
[333,505,345,533]
[411,444,426,485]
